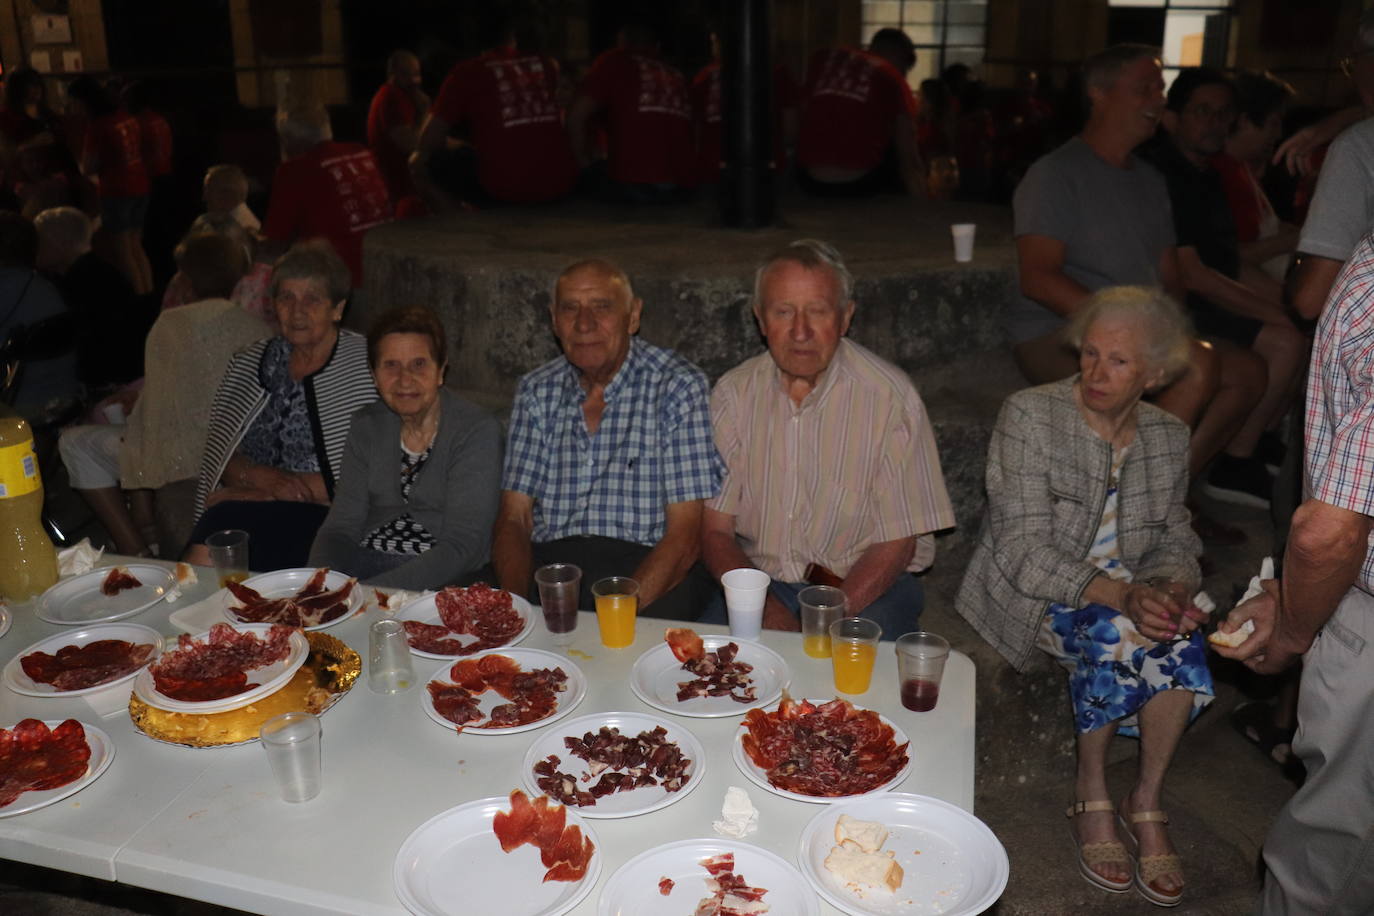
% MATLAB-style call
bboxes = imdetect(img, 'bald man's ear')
[628,297,643,334]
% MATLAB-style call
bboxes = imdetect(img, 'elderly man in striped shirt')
[491,258,724,620]
[700,239,956,637]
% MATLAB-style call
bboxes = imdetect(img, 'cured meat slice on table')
[740,694,908,797]
[21,639,156,691]
[0,719,91,807]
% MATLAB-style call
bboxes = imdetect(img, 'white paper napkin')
[56,539,104,577]
[712,785,758,838]
[168,590,232,635]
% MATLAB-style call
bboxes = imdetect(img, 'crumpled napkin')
[56,539,104,577]
[713,786,758,838]
[370,588,428,616]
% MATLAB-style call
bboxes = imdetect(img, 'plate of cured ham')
[521,711,706,819]
[35,564,177,625]
[0,719,115,818]
[4,623,162,697]
[630,628,790,718]
[422,649,587,735]
[132,622,309,714]
[397,584,534,659]
[733,695,912,804]
[798,794,1009,916]
[394,790,601,916]
[597,839,820,916]
[223,567,362,630]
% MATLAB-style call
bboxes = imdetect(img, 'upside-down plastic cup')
[799,585,847,659]
[535,563,581,646]
[260,711,322,802]
[951,223,976,262]
[368,618,414,693]
[206,529,249,588]
[830,617,881,695]
[722,567,770,639]
[895,631,950,712]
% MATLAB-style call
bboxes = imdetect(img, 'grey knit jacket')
[955,378,1201,672]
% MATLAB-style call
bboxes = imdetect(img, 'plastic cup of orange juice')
[591,576,639,648]
[800,585,846,658]
[829,617,881,694]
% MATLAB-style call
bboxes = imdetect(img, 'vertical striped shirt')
[1305,230,1374,592]
[709,338,956,582]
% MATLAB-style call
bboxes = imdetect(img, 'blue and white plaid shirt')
[502,337,724,546]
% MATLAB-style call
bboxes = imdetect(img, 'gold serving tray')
[129,631,360,747]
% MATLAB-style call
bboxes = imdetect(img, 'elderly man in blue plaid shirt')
[491,258,724,619]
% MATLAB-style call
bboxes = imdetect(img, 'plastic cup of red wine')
[534,563,581,647]
[895,631,950,712]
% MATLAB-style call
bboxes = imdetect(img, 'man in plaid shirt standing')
[491,258,723,620]
[1216,231,1374,913]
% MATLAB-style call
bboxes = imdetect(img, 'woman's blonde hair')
[1064,285,1193,387]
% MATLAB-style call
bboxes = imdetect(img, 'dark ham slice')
[660,876,675,896]
[533,725,692,807]
[101,566,142,596]
[21,640,155,691]
[0,719,91,807]
[668,629,756,705]
[226,572,355,627]
[740,694,909,797]
[694,853,770,915]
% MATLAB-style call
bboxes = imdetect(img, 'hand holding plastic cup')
[799,585,847,658]
[896,631,950,711]
[368,618,414,693]
[206,529,250,588]
[592,576,638,648]
[535,563,581,646]
[722,567,770,639]
[259,711,322,802]
[830,617,881,694]
[951,223,977,262]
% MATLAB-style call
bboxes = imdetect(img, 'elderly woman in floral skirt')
[957,285,1211,908]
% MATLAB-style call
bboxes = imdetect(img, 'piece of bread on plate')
[824,841,903,893]
[834,814,888,853]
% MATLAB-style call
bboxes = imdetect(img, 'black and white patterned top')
[362,441,436,555]
[238,338,321,473]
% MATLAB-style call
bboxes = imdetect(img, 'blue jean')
[699,573,923,641]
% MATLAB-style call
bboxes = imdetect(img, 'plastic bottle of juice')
[0,406,58,600]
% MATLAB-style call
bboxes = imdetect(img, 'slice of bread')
[1208,618,1255,648]
[834,814,888,853]
[824,841,904,893]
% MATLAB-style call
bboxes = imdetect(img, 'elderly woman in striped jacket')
[182,240,376,570]
[956,286,1211,908]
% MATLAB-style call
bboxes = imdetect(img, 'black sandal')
[1232,702,1294,765]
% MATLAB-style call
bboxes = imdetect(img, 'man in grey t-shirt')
[1011,44,1263,484]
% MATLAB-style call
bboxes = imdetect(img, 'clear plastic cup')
[799,585,847,658]
[722,567,770,639]
[830,617,881,694]
[592,576,638,648]
[259,711,322,802]
[535,563,581,646]
[206,529,249,588]
[368,618,414,693]
[895,631,950,711]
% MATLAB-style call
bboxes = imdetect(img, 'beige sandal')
[1117,808,1184,907]
[1066,801,1132,893]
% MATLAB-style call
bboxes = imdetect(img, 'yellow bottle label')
[0,440,41,499]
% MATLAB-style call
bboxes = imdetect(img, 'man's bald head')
[551,258,642,385]
[387,50,421,89]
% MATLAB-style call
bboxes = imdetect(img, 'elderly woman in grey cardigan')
[309,306,500,590]
[957,286,1210,907]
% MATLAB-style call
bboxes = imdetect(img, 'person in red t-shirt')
[567,22,694,201]
[262,108,393,289]
[690,29,799,186]
[412,25,576,210]
[796,28,926,197]
[367,50,428,205]
[67,75,153,295]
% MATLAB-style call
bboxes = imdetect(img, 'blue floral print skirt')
[1038,602,1215,737]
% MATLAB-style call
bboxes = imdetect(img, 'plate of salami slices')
[133,622,309,714]
[397,585,534,660]
[4,624,162,697]
[422,649,587,735]
[0,719,115,818]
